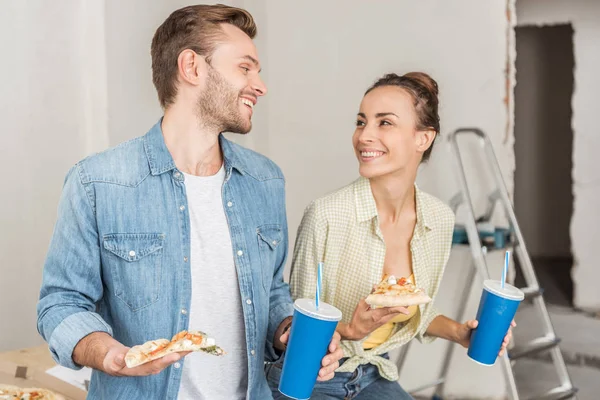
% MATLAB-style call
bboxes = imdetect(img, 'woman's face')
[352,85,431,180]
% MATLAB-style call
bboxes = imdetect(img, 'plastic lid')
[294,298,342,322]
[483,280,524,301]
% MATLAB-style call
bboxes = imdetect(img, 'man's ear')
[177,49,207,86]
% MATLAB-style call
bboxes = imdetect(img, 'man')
[37,5,342,399]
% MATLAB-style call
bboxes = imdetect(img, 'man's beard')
[196,66,251,134]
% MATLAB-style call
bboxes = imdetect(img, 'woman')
[267,72,514,399]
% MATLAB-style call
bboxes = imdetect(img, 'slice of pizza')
[0,384,65,400]
[365,275,432,308]
[125,330,225,368]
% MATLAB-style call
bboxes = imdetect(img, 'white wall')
[104,0,186,144]
[517,0,600,310]
[0,0,109,352]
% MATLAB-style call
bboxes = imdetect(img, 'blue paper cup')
[279,298,342,400]
[468,280,524,366]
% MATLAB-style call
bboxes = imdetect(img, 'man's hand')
[273,316,293,353]
[455,320,516,356]
[73,332,189,377]
[279,330,344,382]
[102,343,190,376]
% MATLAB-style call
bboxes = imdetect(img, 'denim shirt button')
[181,308,187,315]
[237,250,243,256]
[246,299,252,305]
[227,201,233,207]
[173,362,181,369]
[128,250,136,257]
[250,350,256,356]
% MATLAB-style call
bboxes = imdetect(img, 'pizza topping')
[171,331,188,343]
[148,345,167,357]
[0,388,53,400]
[201,345,225,356]
[366,273,432,307]
[187,333,205,346]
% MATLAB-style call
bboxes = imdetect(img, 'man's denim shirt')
[37,120,294,399]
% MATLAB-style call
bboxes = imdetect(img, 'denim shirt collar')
[143,118,251,177]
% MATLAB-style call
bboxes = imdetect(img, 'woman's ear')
[416,129,436,153]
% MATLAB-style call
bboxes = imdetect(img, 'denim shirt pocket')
[103,233,165,311]
[257,224,283,293]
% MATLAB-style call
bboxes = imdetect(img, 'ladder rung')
[524,385,578,400]
[408,377,445,393]
[509,336,561,360]
[521,286,544,300]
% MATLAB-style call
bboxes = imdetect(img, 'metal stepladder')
[396,128,577,400]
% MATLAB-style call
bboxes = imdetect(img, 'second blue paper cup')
[468,280,524,366]
[279,298,342,400]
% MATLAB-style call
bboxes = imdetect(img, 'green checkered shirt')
[289,177,455,381]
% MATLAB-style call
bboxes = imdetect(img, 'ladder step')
[524,385,578,400]
[521,286,544,300]
[408,377,445,393]
[509,336,561,360]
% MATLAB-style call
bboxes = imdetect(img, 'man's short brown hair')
[151,4,256,109]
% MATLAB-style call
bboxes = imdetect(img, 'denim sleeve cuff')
[48,311,113,370]
[266,302,294,361]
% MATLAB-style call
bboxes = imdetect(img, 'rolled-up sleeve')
[37,164,112,369]
[416,305,442,344]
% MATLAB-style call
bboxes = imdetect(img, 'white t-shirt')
[178,165,248,400]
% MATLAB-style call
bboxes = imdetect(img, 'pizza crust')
[124,338,170,369]
[365,291,431,307]
[125,330,224,368]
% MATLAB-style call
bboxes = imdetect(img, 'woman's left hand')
[455,319,517,356]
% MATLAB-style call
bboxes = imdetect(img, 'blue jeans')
[265,355,414,400]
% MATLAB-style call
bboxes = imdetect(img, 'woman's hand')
[455,320,516,356]
[337,298,409,341]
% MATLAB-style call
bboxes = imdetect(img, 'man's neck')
[161,105,223,177]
